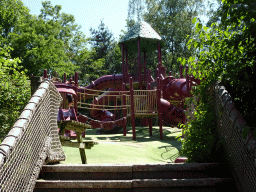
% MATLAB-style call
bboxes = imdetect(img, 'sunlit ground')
[60,126,183,164]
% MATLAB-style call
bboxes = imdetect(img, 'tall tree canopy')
[1,0,88,77]
[78,20,121,85]
[126,0,208,74]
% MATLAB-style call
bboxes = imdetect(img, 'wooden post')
[122,83,127,136]
[76,132,87,164]
[30,76,43,96]
[130,77,136,140]
[157,78,163,140]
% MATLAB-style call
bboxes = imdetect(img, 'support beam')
[121,43,125,83]
[74,72,78,114]
[138,37,142,89]
[76,132,87,164]
[144,51,147,82]
[122,83,127,136]
[44,69,47,79]
[147,83,153,136]
[157,77,163,140]
[157,41,162,77]
[125,49,128,84]
[130,77,136,140]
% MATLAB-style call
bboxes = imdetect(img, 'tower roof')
[119,21,164,52]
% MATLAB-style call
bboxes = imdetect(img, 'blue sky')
[22,0,130,40]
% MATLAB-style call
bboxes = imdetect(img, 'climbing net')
[0,80,65,192]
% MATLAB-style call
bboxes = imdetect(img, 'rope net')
[213,83,256,192]
[0,80,65,192]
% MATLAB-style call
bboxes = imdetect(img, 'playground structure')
[53,21,199,141]
[1,21,255,191]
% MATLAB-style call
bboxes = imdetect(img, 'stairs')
[34,163,238,192]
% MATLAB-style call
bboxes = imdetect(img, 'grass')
[60,126,183,164]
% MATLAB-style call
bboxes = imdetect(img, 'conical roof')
[119,21,164,52]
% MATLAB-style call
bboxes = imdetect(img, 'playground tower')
[119,21,165,88]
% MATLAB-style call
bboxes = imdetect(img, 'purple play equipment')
[50,21,199,140]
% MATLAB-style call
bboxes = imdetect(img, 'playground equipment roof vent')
[119,21,164,52]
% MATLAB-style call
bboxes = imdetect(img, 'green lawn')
[60,126,183,164]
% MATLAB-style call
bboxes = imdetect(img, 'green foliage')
[78,20,122,85]
[0,45,30,140]
[1,0,86,77]
[179,0,256,162]
[141,0,206,74]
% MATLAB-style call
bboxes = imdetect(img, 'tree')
[141,0,206,73]
[1,0,88,77]
[89,20,115,60]
[179,0,256,162]
[0,45,30,141]
[78,19,122,84]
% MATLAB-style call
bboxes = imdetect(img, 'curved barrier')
[0,80,65,192]
[214,83,256,192]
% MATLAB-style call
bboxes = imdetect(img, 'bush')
[0,45,31,141]
[178,0,256,162]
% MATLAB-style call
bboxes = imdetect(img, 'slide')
[78,74,123,100]
[76,74,187,132]
[77,74,125,133]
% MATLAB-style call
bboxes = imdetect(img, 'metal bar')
[130,77,136,140]
[122,83,127,136]
[157,78,163,140]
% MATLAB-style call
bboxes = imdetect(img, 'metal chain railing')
[0,80,65,192]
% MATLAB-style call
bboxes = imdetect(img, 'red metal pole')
[114,96,116,120]
[144,51,147,83]
[125,49,128,84]
[180,65,183,78]
[130,77,136,140]
[147,83,152,136]
[156,68,159,79]
[138,37,142,89]
[63,73,66,83]
[121,43,125,83]
[162,66,166,78]
[157,41,162,73]
[122,83,127,136]
[74,72,78,115]
[186,66,189,97]
[43,69,47,79]
[148,69,152,85]
[157,77,163,140]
